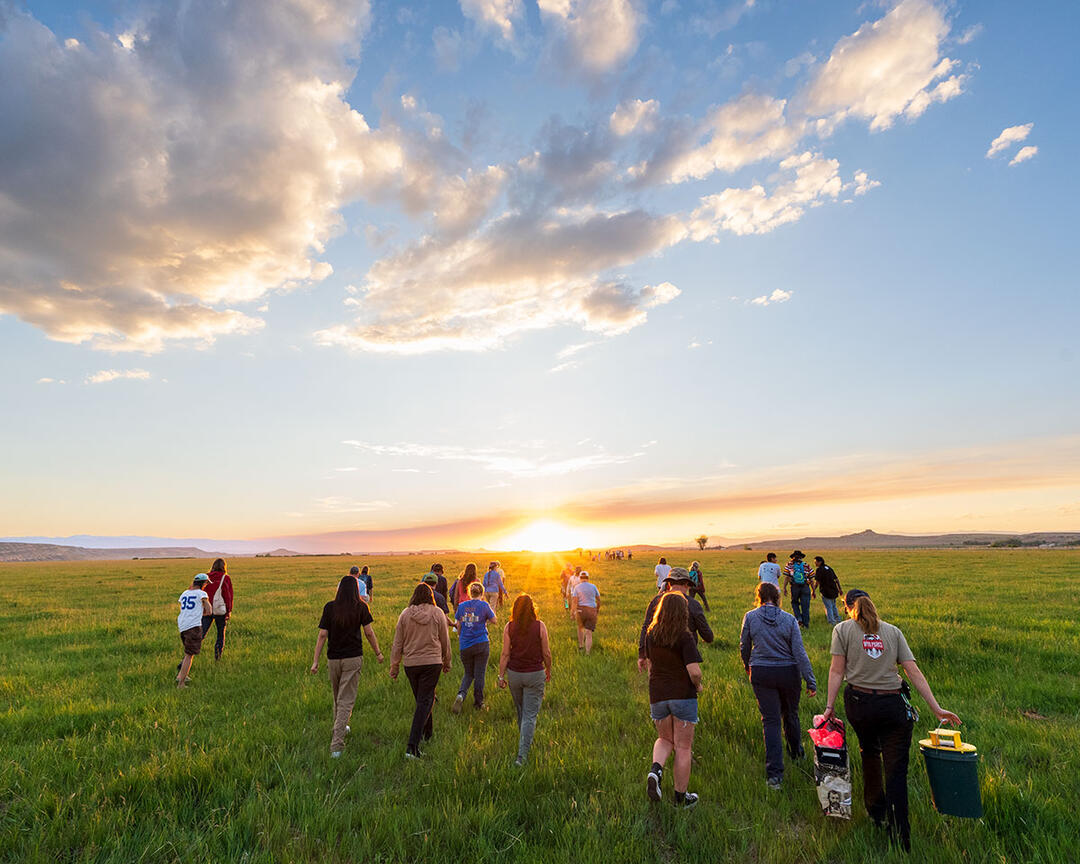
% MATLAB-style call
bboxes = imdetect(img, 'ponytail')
[852,596,879,634]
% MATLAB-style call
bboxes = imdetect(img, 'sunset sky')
[1,0,1077,552]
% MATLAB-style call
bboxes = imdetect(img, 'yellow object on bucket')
[919,728,977,753]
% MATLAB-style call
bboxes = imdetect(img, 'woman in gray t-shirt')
[821,590,960,852]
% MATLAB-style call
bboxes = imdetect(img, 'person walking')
[783,551,814,628]
[201,558,233,661]
[813,556,843,625]
[451,563,480,610]
[497,594,552,766]
[644,592,702,808]
[654,557,672,592]
[739,582,817,789]
[820,590,961,852]
[637,568,712,671]
[421,571,451,616]
[389,583,452,759]
[565,566,581,616]
[176,573,212,687]
[309,576,383,758]
[425,563,448,603]
[483,561,508,608]
[688,560,710,611]
[452,581,497,713]
[570,570,600,654]
[758,553,782,591]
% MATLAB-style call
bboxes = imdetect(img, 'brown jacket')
[390,604,451,669]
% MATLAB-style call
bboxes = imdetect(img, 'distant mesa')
[254,548,305,557]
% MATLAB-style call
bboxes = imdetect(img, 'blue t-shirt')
[573,581,600,608]
[455,599,495,650]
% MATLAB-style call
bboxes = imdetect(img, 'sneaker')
[647,768,663,802]
[405,749,422,760]
[678,792,700,809]
[513,756,525,767]
[330,751,343,759]
[766,777,782,790]
[451,694,464,715]
[475,702,489,712]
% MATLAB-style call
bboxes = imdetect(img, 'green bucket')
[919,742,982,818]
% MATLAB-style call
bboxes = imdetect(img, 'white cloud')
[689,152,854,238]
[316,208,684,353]
[36,377,65,384]
[803,0,965,131]
[538,0,643,74]
[851,170,881,196]
[342,438,644,477]
[0,1,473,353]
[956,23,982,45]
[986,123,1033,158]
[1009,145,1038,166]
[85,368,151,384]
[460,0,524,43]
[749,288,793,306]
[610,98,659,136]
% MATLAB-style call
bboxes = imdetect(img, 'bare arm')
[497,623,512,687]
[201,597,213,616]
[686,661,703,693]
[820,654,846,723]
[363,623,383,663]
[310,629,328,673]
[539,622,552,681]
[389,615,404,679]
[901,660,961,725]
[439,615,452,673]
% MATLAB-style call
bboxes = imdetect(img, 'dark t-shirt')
[319,600,374,659]
[646,629,702,703]
[815,565,841,599]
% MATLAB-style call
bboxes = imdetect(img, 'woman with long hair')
[390,582,452,759]
[645,592,702,807]
[821,590,961,852]
[309,576,383,758]
[452,563,479,609]
[688,561,709,611]
[452,581,497,713]
[739,582,816,789]
[497,594,552,766]
[202,558,233,660]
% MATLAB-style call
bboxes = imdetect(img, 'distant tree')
[695,535,708,551]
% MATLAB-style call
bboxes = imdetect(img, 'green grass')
[1,549,1078,863]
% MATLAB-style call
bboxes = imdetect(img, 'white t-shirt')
[758,562,781,587]
[178,589,208,632]
[654,564,671,589]
[356,576,370,601]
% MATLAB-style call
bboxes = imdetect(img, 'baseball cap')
[349,565,360,575]
[193,573,209,584]
[664,567,693,585]
[422,573,438,585]
[844,589,870,606]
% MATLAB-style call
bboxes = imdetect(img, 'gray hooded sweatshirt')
[739,604,816,688]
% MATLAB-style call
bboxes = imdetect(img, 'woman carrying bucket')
[820,589,960,852]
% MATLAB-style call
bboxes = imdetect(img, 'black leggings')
[201,614,227,659]
[404,664,441,752]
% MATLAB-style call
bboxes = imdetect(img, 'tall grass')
[1,549,1077,862]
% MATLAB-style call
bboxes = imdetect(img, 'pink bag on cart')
[809,714,852,819]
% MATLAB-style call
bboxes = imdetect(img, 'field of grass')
[2,549,1078,863]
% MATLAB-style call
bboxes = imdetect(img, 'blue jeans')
[821,597,841,625]
[200,614,227,659]
[457,642,489,707]
[790,584,811,627]
[750,664,802,780]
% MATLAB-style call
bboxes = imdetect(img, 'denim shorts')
[650,698,698,724]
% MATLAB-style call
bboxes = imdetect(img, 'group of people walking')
[174,553,960,852]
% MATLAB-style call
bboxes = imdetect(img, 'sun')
[496,519,589,553]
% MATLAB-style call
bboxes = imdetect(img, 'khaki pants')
[328,655,363,751]
[485,591,500,607]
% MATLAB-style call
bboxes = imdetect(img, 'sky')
[1,0,1078,553]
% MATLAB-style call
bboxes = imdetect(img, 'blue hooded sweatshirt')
[739,604,816,688]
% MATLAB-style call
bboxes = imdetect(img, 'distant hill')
[729,529,1080,550]
[0,542,216,563]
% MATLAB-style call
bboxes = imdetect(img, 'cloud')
[342,438,645,477]
[956,23,982,45]
[749,288,793,306]
[312,496,392,514]
[316,208,685,353]
[36,377,64,384]
[1009,145,1038,166]
[851,170,881,196]
[986,123,1033,158]
[538,0,644,75]
[460,0,524,43]
[85,368,151,384]
[689,152,857,238]
[635,92,804,185]
[610,98,659,136]
[0,0,468,353]
[802,0,965,131]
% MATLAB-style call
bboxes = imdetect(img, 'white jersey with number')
[178,589,208,632]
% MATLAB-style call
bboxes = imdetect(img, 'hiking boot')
[451,694,464,714]
[647,767,663,802]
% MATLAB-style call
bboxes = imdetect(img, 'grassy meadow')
[1,548,1078,863]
